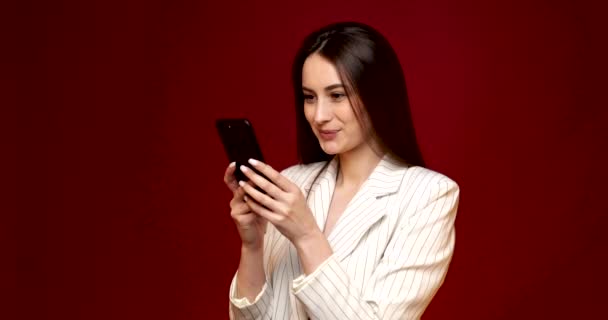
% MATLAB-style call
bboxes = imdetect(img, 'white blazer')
[229,154,459,320]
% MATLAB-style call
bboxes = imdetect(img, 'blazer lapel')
[305,157,339,231]
[327,155,408,261]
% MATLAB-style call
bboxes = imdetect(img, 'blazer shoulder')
[395,166,460,211]
[401,166,459,190]
[391,166,460,227]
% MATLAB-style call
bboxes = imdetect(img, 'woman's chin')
[320,143,342,155]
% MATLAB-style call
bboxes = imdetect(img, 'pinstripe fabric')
[229,154,459,320]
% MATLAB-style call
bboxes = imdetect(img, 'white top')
[229,154,460,320]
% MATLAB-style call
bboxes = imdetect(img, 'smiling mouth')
[320,130,339,134]
[318,129,340,140]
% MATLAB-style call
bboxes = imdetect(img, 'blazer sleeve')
[228,165,308,320]
[228,273,274,320]
[291,178,460,320]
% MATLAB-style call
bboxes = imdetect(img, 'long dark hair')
[292,21,425,167]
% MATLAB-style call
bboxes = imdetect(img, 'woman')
[224,21,459,320]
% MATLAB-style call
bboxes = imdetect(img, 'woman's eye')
[331,92,346,100]
[303,94,315,103]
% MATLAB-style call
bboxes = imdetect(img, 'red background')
[7,0,607,319]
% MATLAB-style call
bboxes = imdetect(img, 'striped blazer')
[229,154,460,320]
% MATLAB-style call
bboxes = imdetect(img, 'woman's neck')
[336,144,383,189]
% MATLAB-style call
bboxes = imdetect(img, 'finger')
[245,193,282,223]
[223,162,239,192]
[247,159,295,192]
[230,199,251,217]
[230,191,249,211]
[233,186,248,202]
[233,186,263,212]
[239,180,282,213]
[240,165,283,199]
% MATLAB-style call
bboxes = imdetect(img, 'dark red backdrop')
[8,0,607,319]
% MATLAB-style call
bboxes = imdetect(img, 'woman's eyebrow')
[324,84,344,91]
[302,84,344,92]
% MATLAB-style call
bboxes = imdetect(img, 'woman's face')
[302,53,368,156]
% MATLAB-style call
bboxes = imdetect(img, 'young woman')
[224,21,460,320]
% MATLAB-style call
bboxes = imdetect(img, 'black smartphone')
[215,118,267,183]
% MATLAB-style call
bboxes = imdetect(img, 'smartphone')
[215,118,267,183]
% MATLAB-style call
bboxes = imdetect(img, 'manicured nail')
[240,165,249,172]
[238,181,245,187]
[248,158,259,166]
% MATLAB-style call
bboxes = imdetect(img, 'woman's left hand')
[238,159,321,246]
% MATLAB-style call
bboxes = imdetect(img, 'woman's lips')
[319,129,340,140]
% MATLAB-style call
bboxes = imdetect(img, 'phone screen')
[216,118,266,183]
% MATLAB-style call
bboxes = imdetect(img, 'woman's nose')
[314,99,332,123]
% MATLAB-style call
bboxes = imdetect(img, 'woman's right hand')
[224,162,267,250]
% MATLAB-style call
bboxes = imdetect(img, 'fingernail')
[229,162,235,167]
[244,195,248,202]
[240,165,249,172]
[238,181,245,187]
[248,158,259,166]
